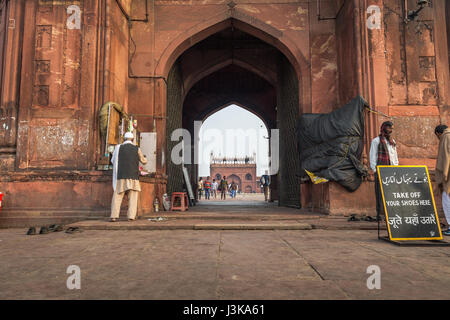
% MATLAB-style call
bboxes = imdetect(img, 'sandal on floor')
[348,214,360,222]
[110,218,118,222]
[26,227,37,235]
[128,218,135,222]
[48,224,63,232]
[65,227,82,234]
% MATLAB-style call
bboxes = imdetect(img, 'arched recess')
[155,11,312,112]
[227,174,242,190]
[166,17,301,207]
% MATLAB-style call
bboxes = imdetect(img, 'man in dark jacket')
[110,132,147,222]
[260,170,271,201]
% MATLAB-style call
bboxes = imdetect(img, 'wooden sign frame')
[377,165,444,242]
[183,166,195,206]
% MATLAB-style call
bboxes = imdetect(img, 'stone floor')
[1,228,449,300]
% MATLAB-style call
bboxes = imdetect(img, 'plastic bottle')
[154,197,159,212]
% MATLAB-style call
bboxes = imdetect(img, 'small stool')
[171,192,188,212]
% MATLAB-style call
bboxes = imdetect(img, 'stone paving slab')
[0,228,449,299]
[194,223,312,230]
[66,216,386,231]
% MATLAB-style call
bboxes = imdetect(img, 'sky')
[198,104,269,177]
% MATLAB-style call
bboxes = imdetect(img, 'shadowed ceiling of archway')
[183,64,276,129]
[179,27,279,130]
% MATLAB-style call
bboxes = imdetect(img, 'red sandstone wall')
[310,0,339,113]
[336,0,358,106]
[381,0,448,169]
[8,1,100,170]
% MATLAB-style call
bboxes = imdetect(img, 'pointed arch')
[155,9,311,111]
[201,102,270,132]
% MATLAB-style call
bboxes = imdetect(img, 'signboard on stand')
[377,165,443,242]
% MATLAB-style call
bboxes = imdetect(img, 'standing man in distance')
[211,178,218,199]
[110,132,147,222]
[369,121,399,220]
[204,176,211,200]
[260,170,271,201]
[198,177,203,200]
[230,181,237,198]
[220,175,228,200]
[435,124,450,236]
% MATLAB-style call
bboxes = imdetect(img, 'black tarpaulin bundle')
[296,96,369,192]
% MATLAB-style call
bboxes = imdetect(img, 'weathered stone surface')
[0,0,449,222]
[0,228,449,299]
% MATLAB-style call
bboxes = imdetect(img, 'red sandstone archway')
[156,13,311,113]
[166,18,302,207]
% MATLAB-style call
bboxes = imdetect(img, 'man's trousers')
[110,189,139,220]
[442,192,450,227]
[374,173,384,218]
[263,186,269,201]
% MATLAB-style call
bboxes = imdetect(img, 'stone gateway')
[0,0,449,226]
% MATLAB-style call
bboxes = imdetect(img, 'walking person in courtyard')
[110,132,147,222]
[211,178,218,199]
[435,124,450,236]
[260,170,271,201]
[230,181,237,198]
[204,176,211,200]
[369,121,399,220]
[220,175,228,200]
[198,177,203,200]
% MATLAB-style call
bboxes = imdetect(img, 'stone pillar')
[0,0,23,171]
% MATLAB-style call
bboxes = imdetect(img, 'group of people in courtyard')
[197,176,237,200]
[196,171,271,201]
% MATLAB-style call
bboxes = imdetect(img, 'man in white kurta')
[110,132,147,221]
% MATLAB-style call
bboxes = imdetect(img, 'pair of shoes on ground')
[347,214,377,222]
[347,213,381,222]
[65,227,82,234]
[26,224,64,235]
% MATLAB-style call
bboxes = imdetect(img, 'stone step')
[0,216,88,228]
[66,220,313,231]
